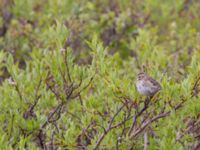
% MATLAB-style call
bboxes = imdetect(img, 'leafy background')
[0,0,199,149]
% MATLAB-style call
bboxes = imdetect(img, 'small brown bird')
[136,72,161,97]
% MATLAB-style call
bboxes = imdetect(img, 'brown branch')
[143,132,148,150]
[176,118,200,143]
[46,74,63,101]
[43,59,94,132]
[66,110,82,122]
[130,111,170,139]
[37,129,47,149]
[62,32,74,82]
[116,108,132,149]
[70,76,94,99]
[64,50,72,82]
[8,114,15,139]
[93,104,126,150]
[127,97,188,142]
[29,78,42,112]
[191,76,200,98]
[128,97,150,136]
[49,131,55,150]
[58,66,68,87]
[48,105,63,123]
[66,83,75,100]
[110,114,133,130]
[94,113,132,150]
[109,105,125,128]
[93,126,109,150]
[41,103,63,128]
[14,83,23,102]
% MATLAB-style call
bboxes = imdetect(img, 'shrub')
[0,0,199,149]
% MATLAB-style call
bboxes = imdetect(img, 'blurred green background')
[0,0,199,149]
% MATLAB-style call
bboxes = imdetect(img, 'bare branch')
[191,76,200,98]
[13,81,23,102]
[29,77,42,112]
[109,105,125,128]
[41,103,63,128]
[143,132,148,150]
[130,111,170,139]
[58,66,68,87]
[93,104,126,150]
[70,75,94,99]
[128,97,150,136]
[64,50,72,82]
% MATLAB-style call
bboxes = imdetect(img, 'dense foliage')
[0,0,200,149]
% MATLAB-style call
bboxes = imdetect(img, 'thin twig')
[64,50,72,82]
[70,76,94,99]
[58,66,68,87]
[191,76,200,97]
[49,131,55,150]
[29,77,42,112]
[93,104,126,150]
[128,97,150,136]
[143,132,148,150]
[15,84,23,101]
[42,103,63,128]
[130,111,170,139]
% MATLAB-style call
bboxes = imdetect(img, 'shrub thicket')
[0,0,199,149]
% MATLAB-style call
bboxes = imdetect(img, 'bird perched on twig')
[136,72,161,97]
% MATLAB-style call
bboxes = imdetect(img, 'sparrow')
[136,72,161,97]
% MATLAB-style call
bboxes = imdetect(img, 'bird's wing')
[148,77,161,89]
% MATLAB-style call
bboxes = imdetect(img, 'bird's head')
[137,72,146,81]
